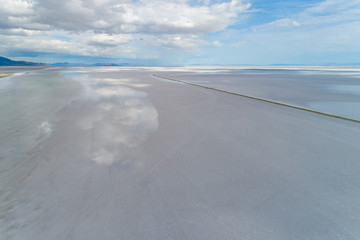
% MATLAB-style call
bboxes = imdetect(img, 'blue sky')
[0,0,359,65]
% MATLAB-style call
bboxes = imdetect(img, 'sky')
[0,0,359,65]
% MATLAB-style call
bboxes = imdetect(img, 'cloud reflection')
[63,69,158,166]
[36,121,53,140]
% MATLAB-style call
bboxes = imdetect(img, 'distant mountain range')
[0,56,131,67]
[51,62,89,66]
[0,56,47,66]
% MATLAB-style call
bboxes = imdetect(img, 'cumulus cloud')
[1,0,358,65]
[0,31,135,58]
[0,0,251,59]
[0,0,34,15]
[150,34,206,49]
[30,0,250,34]
[0,28,45,36]
[89,34,133,47]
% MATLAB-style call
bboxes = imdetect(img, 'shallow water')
[167,68,360,120]
[59,68,158,165]
[0,67,159,238]
[1,67,360,240]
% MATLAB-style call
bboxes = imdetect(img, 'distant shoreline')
[0,73,12,78]
[0,66,49,78]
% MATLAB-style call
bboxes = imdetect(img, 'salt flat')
[1,67,360,240]
[157,66,360,121]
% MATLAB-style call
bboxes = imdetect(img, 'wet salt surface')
[1,67,360,240]
[166,68,360,120]
[60,68,158,165]
[0,73,25,92]
[1,67,159,238]
[308,102,360,120]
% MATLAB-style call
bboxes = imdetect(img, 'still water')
[0,67,158,238]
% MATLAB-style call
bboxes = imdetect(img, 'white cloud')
[151,34,206,49]
[215,0,360,65]
[304,0,360,15]
[1,0,250,34]
[4,0,356,65]
[0,0,250,58]
[0,0,34,15]
[89,34,133,47]
[0,28,45,36]
[268,19,301,27]
[0,31,135,58]
[212,41,224,47]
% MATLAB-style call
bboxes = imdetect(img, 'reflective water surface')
[2,66,360,240]
[0,67,159,238]
[61,68,158,165]
[166,68,360,120]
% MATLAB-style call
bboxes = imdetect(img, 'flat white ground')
[1,67,360,240]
